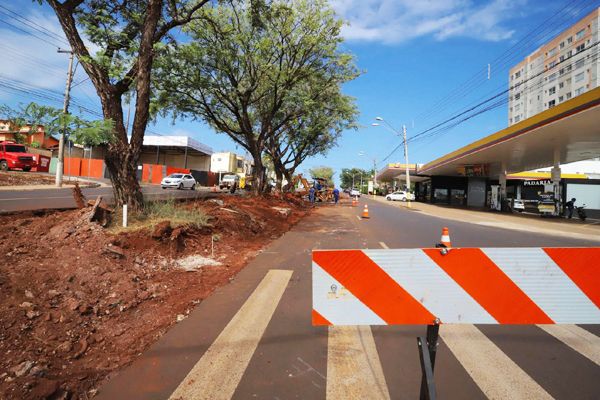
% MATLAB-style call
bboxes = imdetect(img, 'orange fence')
[80,158,104,178]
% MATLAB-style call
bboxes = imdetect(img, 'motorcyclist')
[565,198,576,219]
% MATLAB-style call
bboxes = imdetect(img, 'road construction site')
[0,192,309,399]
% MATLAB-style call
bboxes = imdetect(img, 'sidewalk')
[0,175,107,191]
[369,195,600,243]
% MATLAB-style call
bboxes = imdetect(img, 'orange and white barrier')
[312,248,600,325]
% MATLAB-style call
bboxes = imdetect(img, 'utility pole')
[373,158,377,197]
[403,124,411,208]
[55,48,74,187]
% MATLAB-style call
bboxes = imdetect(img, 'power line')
[0,17,62,48]
[377,41,600,165]
[0,5,70,46]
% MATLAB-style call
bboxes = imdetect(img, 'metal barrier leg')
[418,323,440,400]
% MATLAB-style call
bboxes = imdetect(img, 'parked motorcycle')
[576,204,587,221]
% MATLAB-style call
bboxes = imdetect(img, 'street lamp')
[358,151,377,197]
[372,117,412,208]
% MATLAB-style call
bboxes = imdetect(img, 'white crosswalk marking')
[169,269,293,400]
[327,325,390,400]
[441,324,553,400]
[538,324,600,366]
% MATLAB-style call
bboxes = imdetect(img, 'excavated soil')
[0,194,310,399]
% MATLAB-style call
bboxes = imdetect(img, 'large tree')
[41,0,211,209]
[155,0,358,194]
[308,166,334,186]
[266,80,358,191]
[339,167,370,189]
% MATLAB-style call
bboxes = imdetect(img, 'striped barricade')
[312,247,600,399]
[312,248,600,325]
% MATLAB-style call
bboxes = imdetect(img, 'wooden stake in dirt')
[122,204,128,228]
[72,182,86,209]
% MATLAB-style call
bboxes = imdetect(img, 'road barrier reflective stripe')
[313,248,600,325]
[424,248,553,324]
[543,248,600,308]
[365,249,496,324]
[313,250,434,324]
[483,248,600,324]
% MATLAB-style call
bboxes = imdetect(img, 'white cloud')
[331,0,525,44]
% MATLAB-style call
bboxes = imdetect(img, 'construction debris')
[0,194,310,399]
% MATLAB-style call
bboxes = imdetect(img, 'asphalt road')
[0,186,215,213]
[95,197,599,399]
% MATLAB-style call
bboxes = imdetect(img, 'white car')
[350,189,361,197]
[386,191,415,202]
[512,199,525,212]
[161,173,196,190]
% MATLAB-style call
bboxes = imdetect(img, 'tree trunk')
[250,149,266,194]
[283,169,294,192]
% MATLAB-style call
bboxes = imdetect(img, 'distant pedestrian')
[309,187,316,204]
[333,187,340,204]
[565,198,576,219]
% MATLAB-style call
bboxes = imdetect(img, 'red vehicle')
[0,141,37,172]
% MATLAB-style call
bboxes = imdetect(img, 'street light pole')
[373,117,412,208]
[403,124,412,208]
[56,48,75,188]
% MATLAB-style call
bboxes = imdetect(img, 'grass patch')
[109,199,210,233]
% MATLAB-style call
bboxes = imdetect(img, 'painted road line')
[356,216,361,221]
[169,269,293,400]
[537,324,600,366]
[379,242,389,249]
[441,324,552,400]
[327,325,390,400]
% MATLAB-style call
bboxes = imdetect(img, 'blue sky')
[0,0,597,183]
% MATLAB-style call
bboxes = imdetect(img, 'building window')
[575,72,584,82]
[575,58,584,69]
[514,115,521,123]
[549,60,557,68]
[559,82,564,89]
[560,41,565,49]
[515,71,521,78]
[548,73,557,82]
[549,87,556,95]
[509,118,513,124]
[566,92,572,99]
[559,55,565,62]
[567,50,572,57]
[548,47,557,57]
[576,29,585,40]
[575,87,584,96]
[576,43,585,53]
[567,36,573,44]
[548,100,556,108]
[515,93,521,100]
[515,104,520,111]
[559,96,564,102]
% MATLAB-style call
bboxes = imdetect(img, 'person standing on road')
[333,187,339,204]
[565,198,576,219]
[309,186,316,204]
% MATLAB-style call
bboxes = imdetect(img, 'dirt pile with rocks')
[0,194,309,399]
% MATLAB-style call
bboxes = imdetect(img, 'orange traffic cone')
[352,197,358,207]
[362,204,370,219]
[441,227,451,248]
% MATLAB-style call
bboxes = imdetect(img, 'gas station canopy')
[418,87,600,178]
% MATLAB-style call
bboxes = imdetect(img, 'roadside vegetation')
[110,199,210,233]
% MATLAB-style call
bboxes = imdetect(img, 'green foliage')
[142,199,209,228]
[308,166,334,186]
[0,102,114,146]
[340,168,369,189]
[30,141,41,148]
[154,0,360,192]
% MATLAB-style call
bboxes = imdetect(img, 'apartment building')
[508,7,599,126]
